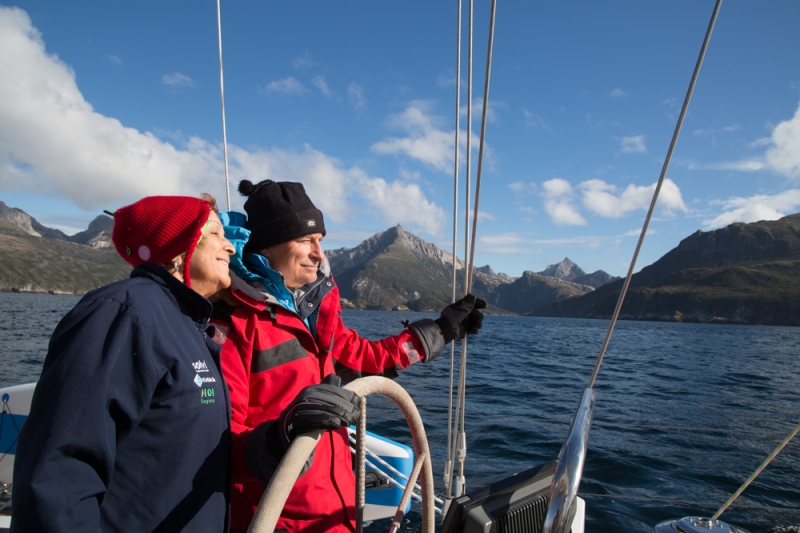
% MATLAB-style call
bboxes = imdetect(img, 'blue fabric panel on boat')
[360,429,414,511]
[0,413,27,455]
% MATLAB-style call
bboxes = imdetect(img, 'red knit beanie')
[112,196,211,288]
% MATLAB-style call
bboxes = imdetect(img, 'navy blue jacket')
[12,264,231,532]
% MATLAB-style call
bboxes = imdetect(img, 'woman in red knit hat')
[12,195,236,533]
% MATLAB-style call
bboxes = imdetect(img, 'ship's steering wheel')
[246,376,436,533]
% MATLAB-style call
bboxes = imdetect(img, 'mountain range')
[325,225,618,313]
[3,199,797,326]
[532,214,800,326]
[0,201,114,249]
[0,202,614,310]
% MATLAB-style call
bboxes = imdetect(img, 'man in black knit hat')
[211,179,485,533]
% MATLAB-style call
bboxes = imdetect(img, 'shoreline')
[0,287,83,296]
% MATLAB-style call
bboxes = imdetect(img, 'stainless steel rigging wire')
[216,0,231,211]
[443,0,463,507]
[712,419,800,519]
[448,0,498,500]
[466,0,496,293]
[587,0,723,389]
[464,1,473,299]
[447,0,474,499]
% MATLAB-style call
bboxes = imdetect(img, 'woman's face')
[189,211,235,298]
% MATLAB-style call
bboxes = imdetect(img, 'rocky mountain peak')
[0,201,70,240]
[0,203,113,247]
[327,224,462,274]
[70,215,114,248]
[475,265,495,276]
[538,257,586,281]
[0,201,39,236]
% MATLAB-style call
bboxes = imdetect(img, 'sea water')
[1,293,798,531]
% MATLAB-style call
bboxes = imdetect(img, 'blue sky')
[1,1,799,279]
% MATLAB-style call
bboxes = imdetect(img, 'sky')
[1,1,799,279]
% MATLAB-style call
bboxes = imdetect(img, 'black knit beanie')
[239,179,326,255]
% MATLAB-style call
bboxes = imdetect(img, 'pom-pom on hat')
[238,179,326,255]
[112,196,211,288]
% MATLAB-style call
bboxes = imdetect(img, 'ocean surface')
[1,292,798,532]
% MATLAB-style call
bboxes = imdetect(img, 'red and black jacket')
[211,265,443,533]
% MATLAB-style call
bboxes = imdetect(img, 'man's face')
[265,233,325,290]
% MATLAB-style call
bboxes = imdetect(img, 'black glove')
[434,294,487,344]
[278,374,362,447]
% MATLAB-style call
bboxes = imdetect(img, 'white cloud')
[371,104,454,172]
[696,102,800,179]
[542,178,573,197]
[619,135,646,153]
[107,54,122,65]
[292,51,317,69]
[522,109,552,131]
[222,144,447,236]
[0,7,447,237]
[461,97,500,125]
[695,160,766,172]
[579,178,687,218]
[230,144,353,222]
[529,235,607,249]
[476,225,658,260]
[541,178,586,226]
[765,102,800,178]
[348,81,367,112]
[478,233,529,255]
[161,72,195,89]
[661,97,679,120]
[585,113,603,130]
[437,67,456,87]
[621,228,645,237]
[610,88,627,98]
[482,233,524,246]
[0,7,219,207]
[479,231,637,255]
[351,171,446,236]
[398,168,421,181]
[703,189,800,229]
[508,181,536,193]
[312,75,335,99]
[692,125,740,136]
[750,137,772,148]
[545,202,587,226]
[370,104,494,174]
[261,76,308,96]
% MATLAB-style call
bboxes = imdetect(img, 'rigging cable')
[448,0,498,500]
[443,0,463,509]
[587,0,722,389]
[445,0,474,502]
[712,419,800,519]
[216,0,232,211]
[466,0,496,293]
[539,3,723,529]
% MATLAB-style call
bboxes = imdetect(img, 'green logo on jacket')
[200,387,216,405]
